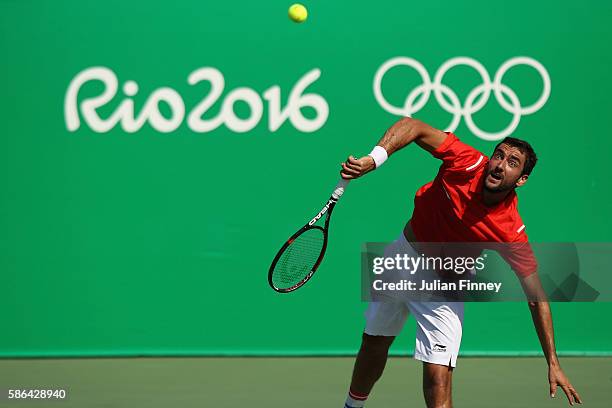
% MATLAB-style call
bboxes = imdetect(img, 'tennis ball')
[288,3,308,23]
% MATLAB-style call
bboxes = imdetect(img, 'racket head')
[268,226,328,293]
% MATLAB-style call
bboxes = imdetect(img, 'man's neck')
[481,188,513,207]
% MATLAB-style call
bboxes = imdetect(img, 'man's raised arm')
[340,117,447,180]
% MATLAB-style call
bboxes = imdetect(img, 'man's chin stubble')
[484,184,513,193]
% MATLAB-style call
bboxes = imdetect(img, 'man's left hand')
[549,364,582,405]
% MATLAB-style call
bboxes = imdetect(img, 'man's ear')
[515,174,529,188]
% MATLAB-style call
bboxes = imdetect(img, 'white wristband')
[368,146,388,168]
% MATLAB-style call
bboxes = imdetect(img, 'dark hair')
[494,137,538,176]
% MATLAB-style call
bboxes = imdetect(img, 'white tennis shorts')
[364,233,464,367]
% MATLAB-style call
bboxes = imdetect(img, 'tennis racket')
[268,178,350,293]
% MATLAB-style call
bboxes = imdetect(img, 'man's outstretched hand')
[549,364,582,405]
[340,155,376,180]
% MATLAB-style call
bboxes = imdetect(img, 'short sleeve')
[432,132,487,176]
[498,234,538,278]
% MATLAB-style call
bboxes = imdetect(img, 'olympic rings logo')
[373,57,551,141]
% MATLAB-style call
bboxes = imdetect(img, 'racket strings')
[272,228,325,289]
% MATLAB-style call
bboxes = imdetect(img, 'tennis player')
[339,117,582,408]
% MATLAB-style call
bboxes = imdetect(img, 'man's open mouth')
[487,172,503,184]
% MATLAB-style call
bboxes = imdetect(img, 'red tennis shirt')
[410,133,537,277]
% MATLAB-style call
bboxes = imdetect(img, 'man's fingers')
[567,384,582,404]
[340,163,361,178]
[570,387,582,404]
[340,163,360,177]
[550,382,557,398]
[347,155,361,166]
[340,168,356,179]
[340,155,374,179]
[560,385,575,405]
[343,160,362,172]
[346,156,369,171]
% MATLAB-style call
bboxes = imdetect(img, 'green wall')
[1,0,611,357]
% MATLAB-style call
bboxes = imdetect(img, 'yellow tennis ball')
[288,3,308,23]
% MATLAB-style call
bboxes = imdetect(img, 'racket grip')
[332,178,350,200]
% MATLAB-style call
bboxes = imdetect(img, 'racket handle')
[332,178,350,200]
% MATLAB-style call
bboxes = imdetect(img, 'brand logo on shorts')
[433,343,447,353]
